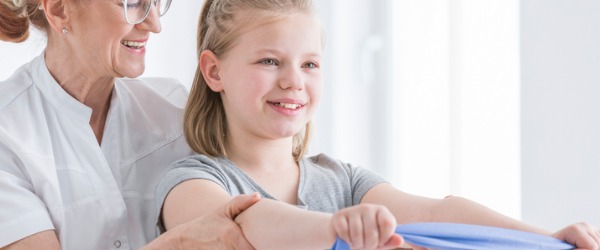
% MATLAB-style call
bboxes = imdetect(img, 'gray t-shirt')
[155,153,388,231]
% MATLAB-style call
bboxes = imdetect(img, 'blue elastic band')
[331,222,574,250]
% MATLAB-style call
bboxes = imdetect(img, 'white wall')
[521,0,600,230]
[390,0,521,218]
[0,29,45,80]
[141,1,201,87]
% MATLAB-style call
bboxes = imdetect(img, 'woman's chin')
[117,66,145,78]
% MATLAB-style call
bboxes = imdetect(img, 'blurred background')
[1,0,599,231]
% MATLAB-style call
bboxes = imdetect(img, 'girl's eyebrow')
[253,48,285,55]
[253,48,322,58]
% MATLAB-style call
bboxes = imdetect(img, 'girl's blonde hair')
[0,0,47,42]
[184,0,315,161]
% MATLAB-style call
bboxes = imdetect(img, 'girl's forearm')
[363,184,551,236]
[431,195,552,235]
[234,199,337,250]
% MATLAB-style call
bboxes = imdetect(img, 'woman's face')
[66,0,161,78]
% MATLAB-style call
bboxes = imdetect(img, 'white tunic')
[0,55,193,249]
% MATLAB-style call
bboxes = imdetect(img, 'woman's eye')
[260,59,278,66]
[126,0,142,8]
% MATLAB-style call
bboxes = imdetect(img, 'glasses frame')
[122,0,172,25]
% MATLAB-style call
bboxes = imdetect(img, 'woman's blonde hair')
[0,0,48,42]
[184,0,315,161]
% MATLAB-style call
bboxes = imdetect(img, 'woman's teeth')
[121,40,147,49]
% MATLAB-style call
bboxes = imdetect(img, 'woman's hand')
[553,222,600,250]
[147,193,260,250]
[331,203,404,250]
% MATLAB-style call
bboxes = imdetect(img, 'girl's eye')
[260,59,278,66]
[303,62,318,69]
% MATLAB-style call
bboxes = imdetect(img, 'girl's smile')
[267,99,307,116]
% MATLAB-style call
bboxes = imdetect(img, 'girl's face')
[66,0,161,78]
[217,12,323,142]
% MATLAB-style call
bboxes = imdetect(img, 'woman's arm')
[361,183,600,249]
[1,230,60,250]
[1,193,259,250]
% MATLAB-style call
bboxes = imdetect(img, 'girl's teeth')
[275,103,301,109]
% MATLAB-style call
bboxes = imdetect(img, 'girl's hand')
[553,222,600,250]
[331,204,404,250]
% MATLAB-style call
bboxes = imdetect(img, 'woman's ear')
[41,0,71,34]
[199,50,224,92]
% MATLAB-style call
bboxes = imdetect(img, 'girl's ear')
[41,0,70,34]
[199,50,224,92]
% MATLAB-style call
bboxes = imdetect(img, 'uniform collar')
[33,53,94,123]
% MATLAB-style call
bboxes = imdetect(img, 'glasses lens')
[158,0,171,17]
[125,0,151,24]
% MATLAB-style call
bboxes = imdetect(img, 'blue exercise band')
[331,222,574,250]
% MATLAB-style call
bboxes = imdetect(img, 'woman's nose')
[136,1,162,33]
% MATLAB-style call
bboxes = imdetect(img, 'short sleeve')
[0,142,54,247]
[154,155,229,232]
[347,163,389,205]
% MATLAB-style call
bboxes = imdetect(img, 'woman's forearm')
[234,199,337,250]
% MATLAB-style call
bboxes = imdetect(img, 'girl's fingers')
[380,234,405,249]
[558,222,600,250]
[376,206,397,247]
[348,213,364,249]
[586,225,600,250]
[332,213,351,246]
[362,207,379,249]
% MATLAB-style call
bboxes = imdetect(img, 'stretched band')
[331,222,574,250]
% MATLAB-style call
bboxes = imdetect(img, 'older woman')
[0,0,258,249]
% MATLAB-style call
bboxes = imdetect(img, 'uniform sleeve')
[0,141,54,247]
[154,155,229,233]
[347,163,389,205]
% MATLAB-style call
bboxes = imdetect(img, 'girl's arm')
[144,194,259,250]
[162,179,403,250]
[162,179,336,250]
[361,183,600,249]
[361,183,547,233]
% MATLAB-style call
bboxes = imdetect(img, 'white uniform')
[0,55,193,249]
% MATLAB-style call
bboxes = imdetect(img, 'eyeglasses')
[122,0,171,25]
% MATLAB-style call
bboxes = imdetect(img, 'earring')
[62,28,68,34]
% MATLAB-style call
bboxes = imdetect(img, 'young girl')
[155,0,600,249]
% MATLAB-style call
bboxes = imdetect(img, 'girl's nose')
[279,66,304,90]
